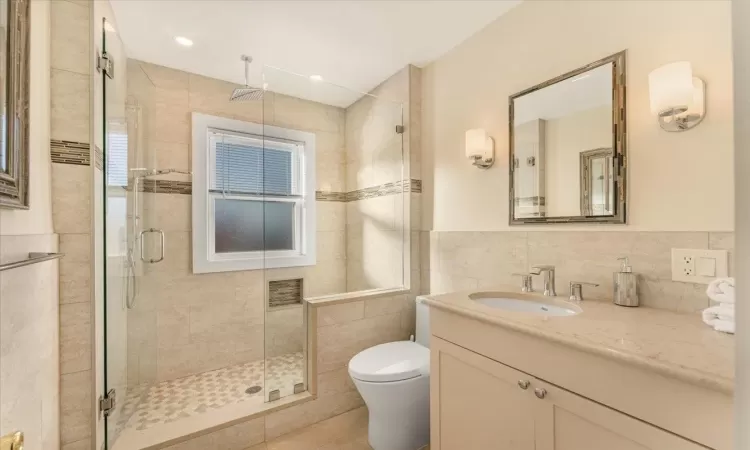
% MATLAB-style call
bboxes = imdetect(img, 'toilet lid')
[349,341,429,383]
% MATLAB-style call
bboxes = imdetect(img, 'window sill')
[305,287,410,307]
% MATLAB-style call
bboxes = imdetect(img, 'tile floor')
[118,352,304,433]
[255,407,430,450]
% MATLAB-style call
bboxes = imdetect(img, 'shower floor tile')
[121,352,304,433]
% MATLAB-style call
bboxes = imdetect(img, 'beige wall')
[420,0,734,312]
[732,0,750,446]
[0,3,60,450]
[544,106,612,217]
[422,0,734,232]
[0,0,53,236]
[126,59,347,383]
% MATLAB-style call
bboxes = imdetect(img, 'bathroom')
[0,0,747,449]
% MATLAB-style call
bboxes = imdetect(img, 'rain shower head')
[230,55,264,102]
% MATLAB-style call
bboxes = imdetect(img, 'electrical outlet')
[671,249,728,284]
[682,255,695,276]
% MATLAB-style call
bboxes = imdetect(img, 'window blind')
[212,140,296,196]
[107,129,128,187]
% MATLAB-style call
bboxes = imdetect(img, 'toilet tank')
[415,296,430,348]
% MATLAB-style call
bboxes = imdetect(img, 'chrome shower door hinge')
[395,125,405,134]
[99,389,116,417]
[97,51,114,79]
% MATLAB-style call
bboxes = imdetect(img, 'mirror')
[509,51,626,224]
[0,0,30,209]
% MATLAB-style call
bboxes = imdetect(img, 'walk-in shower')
[100,16,407,450]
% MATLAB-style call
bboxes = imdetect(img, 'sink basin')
[469,292,581,317]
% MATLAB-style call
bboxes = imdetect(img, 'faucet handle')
[531,264,555,272]
[511,273,534,292]
[569,281,599,302]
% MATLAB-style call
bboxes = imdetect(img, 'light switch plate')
[671,249,728,284]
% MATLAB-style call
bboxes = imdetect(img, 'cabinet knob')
[534,388,547,399]
[517,380,530,390]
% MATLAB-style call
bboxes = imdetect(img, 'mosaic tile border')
[315,191,348,202]
[346,178,422,202]
[51,139,90,166]
[128,179,421,201]
[316,179,422,203]
[141,179,193,195]
[269,278,303,308]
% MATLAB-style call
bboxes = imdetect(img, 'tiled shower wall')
[425,231,735,312]
[125,59,349,384]
[345,66,422,297]
[50,1,96,449]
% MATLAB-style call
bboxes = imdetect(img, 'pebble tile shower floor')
[118,352,304,433]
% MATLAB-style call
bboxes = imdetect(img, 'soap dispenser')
[613,257,639,307]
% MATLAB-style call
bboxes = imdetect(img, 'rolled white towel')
[702,304,735,334]
[706,277,735,304]
[713,320,735,334]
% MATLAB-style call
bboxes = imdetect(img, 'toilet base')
[352,374,430,450]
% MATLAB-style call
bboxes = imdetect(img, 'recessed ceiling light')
[174,36,194,47]
[309,74,323,82]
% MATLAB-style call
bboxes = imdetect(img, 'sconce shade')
[465,128,489,159]
[649,61,694,115]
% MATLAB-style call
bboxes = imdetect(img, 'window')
[192,113,316,273]
[106,120,128,257]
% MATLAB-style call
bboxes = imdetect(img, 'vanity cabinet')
[431,337,708,450]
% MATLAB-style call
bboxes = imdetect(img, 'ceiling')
[109,0,520,107]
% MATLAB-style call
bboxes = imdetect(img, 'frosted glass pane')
[214,199,294,253]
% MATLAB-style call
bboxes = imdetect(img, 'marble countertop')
[423,288,735,394]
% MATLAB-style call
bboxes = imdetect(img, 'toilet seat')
[349,341,429,383]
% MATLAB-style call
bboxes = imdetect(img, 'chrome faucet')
[531,265,557,296]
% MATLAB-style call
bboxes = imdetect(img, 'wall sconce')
[465,128,494,169]
[648,61,706,132]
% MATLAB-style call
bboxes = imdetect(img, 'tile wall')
[125,59,348,384]
[0,242,60,448]
[345,65,423,310]
[426,231,735,312]
[50,1,95,449]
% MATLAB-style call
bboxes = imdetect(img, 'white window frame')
[192,113,316,274]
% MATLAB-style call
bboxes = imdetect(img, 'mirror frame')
[0,0,30,209]
[508,50,627,225]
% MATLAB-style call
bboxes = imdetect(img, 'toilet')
[348,297,431,450]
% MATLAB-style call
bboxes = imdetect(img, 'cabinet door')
[533,379,709,450]
[431,337,535,450]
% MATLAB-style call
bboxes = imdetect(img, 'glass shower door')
[101,17,153,449]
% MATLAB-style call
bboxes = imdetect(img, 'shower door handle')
[139,228,165,263]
